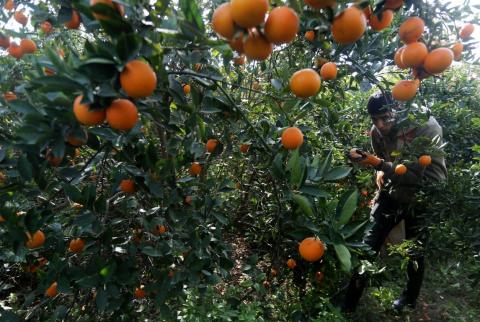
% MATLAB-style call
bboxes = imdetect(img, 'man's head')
[367,91,397,135]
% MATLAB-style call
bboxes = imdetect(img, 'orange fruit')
[65,10,81,29]
[299,237,325,262]
[67,129,88,147]
[289,68,321,98]
[14,10,27,26]
[304,0,336,9]
[41,21,53,34]
[320,62,337,80]
[183,84,191,95]
[395,164,407,175]
[394,46,408,69]
[73,95,106,126]
[399,17,424,44]
[423,48,454,75]
[281,127,304,150]
[90,0,125,20]
[305,30,315,42]
[26,230,46,249]
[206,139,218,153]
[46,149,63,167]
[459,23,475,39]
[120,179,136,193]
[369,10,394,31]
[331,6,367,45]
[69,238,85,253]
[315,271,324,283]
[287,258,297,269]
[20,39,36,54]
[451,42,463,61]
[4,91,17,101]
[155,225,167,235]
[418,155,432,166]
[243,31,273,61]
[134,286,146,299]
[120,60,157,98]
[106,99,138,131]
[8,43,23,59]
[392,80,418,101]
[233,55,245,65]
[211,2,235,39]
[229,34,244,53]
[189,162,202,176]
[384,0,403,9]
[264,6,299,45]
[230,0,269,28]
[0,34,10,49]
[45,282,58,297]
[4,0,14,11]
[240,144,250,153]
[401,42,428,67]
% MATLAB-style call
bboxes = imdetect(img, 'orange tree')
[0,0,478,319]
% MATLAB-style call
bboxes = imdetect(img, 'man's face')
[371,112,395,135]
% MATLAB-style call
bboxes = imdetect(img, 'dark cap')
[367,91,395,115]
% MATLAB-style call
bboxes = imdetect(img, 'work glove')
[348,148,383,168]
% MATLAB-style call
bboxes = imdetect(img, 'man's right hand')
[376,171,385,189]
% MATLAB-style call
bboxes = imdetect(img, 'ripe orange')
[120,60,157,98]
[73,95,106,126]
[305,30,315,42]
[45,282,58,297]
[20,39,36,54]
[8,43,23,59]
[4,91,17,101]
[243,31,273,61]
[399,17,424,44]
[423,48,454,75]
[281,127,304,150]
[299,237,325,262]
[392,80,418,101]
[46,149,63,167]
[65,10,81,29]
[41,21,53,34]
[305,0,336,9]
[120,179,136,193]
[189,162,202,176]
[459,23,475,39]
[90,0,125,20]
[264,6,299,45]
[4,0,14,11]
[26,230,46,249]
[369,10,394,31]
[183,84,191,95]
[384,0,403,9]
[401,42,428,67]
[418,155,432,166]
[287,258,297,269]
[240,143,250,153]
[155,225,167,235]
[0,34,10,49]
[331,6,367,45]
[395,164,407,175]
[451,42,463,61]
[14,10,27,26]
[134,286,146,299]
[229,34,244,53]
[69,238,85,253]
[289,68,321,98]
[233,55,245,65]
[394,46,408,69]
[106,99,138,131]
[320,62,337,80]
[206,139,218,153]
[315,271,324,283]
[230,0,269,28]
[211,3,235,39]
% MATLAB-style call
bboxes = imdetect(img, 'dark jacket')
[371,116,447,203]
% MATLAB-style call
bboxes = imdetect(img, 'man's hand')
[376,171,385,189]
[348,148,382,167]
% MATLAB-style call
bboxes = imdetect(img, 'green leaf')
[95,287,108,312]
[300,186,330,198]
[324,167,352,181]
[31,76,83,92]
[333,243,352,272]
[141,246,163,257]
[317,150,332,179]
[179,0,205,32]
[116,33,141,61]
[63,184,82,203]
[292,193,314,218]
[17,155,33,181]
[336,189,358,226]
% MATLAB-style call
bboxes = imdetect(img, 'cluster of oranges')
[392,17,475,101]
